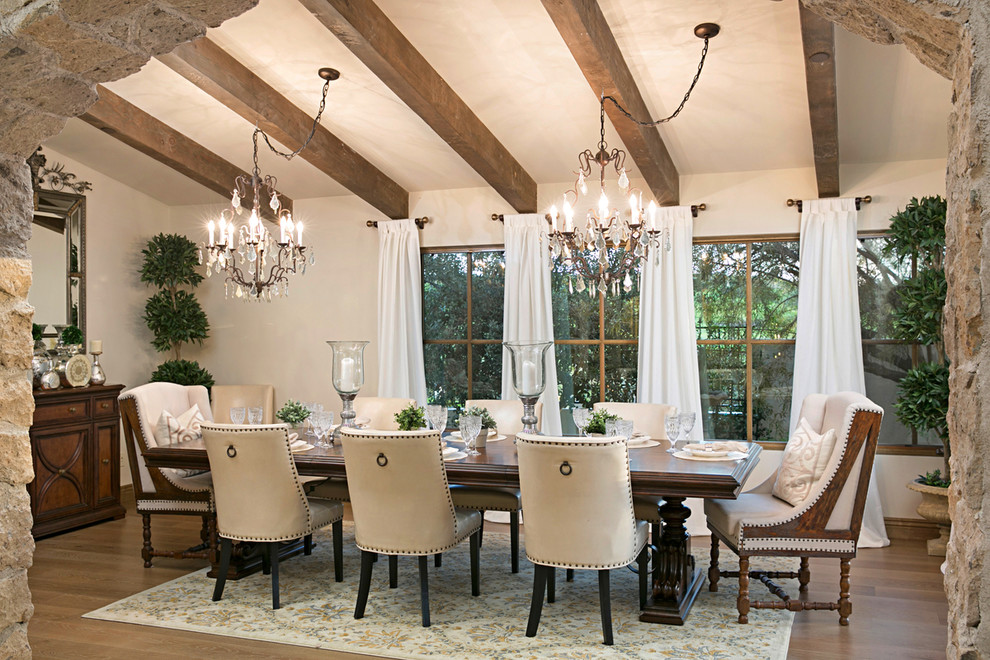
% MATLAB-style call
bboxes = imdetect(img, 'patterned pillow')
[772,417,838,506]
[154,404,206,446]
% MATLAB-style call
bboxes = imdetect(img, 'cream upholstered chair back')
[353,397,416,431]
[516,432,642,569]
[592,402,677,440]
[465,399,543,436]
[119,382,213,496]
[341,428,458,553]
[211,385,275,424]
[202,423,314,542]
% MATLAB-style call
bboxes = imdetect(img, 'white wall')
[64,154,943,523]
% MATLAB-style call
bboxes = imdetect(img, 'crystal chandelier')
[200,68,339,302]
[546,23,719,297]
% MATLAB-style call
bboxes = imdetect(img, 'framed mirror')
[29,189,86,343]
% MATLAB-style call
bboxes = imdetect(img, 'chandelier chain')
[254,76,332,169]
[602,36,711,127]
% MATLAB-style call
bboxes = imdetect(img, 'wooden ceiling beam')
[297,0,538,213]
[158,38,409,219]
[81,85,292,220]
[541,0,679,205]
[799,3,840,198]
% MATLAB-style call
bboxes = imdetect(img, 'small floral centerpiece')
[276,400,310,427]
[395,403,426,431]
[61,324,83,348]
[585,409,619,435]
[464,405,497,434]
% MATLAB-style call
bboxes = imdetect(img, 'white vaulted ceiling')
[44,0,952,208]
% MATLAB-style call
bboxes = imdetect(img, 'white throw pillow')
[154,404,206,446]
[772,418,838,506]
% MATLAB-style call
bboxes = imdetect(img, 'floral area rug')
[85,524,794,659]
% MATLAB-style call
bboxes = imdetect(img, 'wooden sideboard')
[30,384,126,537]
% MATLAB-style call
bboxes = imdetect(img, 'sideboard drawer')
[34,399,90,426]
[93,395,118,419]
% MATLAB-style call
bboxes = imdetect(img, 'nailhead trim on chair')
[737,403,880,546]
[203,423,342,543]
[742,538,856,553]
[517,434,645,571]
[341,429,482,553]
[136,500,213,513]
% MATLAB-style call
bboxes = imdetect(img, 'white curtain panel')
[790,197,888,548]
[377,219,427,405]
[501,214,562,434]
[637,205,707,535]
[637,205,704,442]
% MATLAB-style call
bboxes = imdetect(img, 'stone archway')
[0,1,986,657]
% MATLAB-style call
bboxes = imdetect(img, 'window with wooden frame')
[421,247,505,406]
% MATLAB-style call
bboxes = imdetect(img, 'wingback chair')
[516,432,649,646]
[118,382,215,567]
[352,397,416,430]
[705,391,883,625]
[341,428,481,627]
[202,423,344,609]
[211,384,275,423]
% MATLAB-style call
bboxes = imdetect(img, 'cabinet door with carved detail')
[94,421,119,506]
[30,425,94,524]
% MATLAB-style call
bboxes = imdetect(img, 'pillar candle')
[339,357,356,391]
[521,359,538,394]
[90,339,102,354]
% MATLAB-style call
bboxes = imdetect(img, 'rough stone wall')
[804,1,987,656]
[0,1,258,656]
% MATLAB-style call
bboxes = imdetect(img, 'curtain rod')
[786,196,872,213]
[491,204,707,223]
[366,217,429,229]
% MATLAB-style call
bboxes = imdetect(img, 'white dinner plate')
[450,429,498,438]
[627,437,660,449]
[443,451,468,461]
[290,442,314,453]
[673,449,748,462]
[447,433,507,443]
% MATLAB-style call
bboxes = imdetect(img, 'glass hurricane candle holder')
[327,340,369,440]
[503,340,553,434]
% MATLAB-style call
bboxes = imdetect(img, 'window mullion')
[745,241,754,442]
[466,252,473,400]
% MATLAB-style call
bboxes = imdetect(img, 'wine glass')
[426,404,448,434]
[665,413,682,452]
[605,419,619,437]
[679,412,697,444]
[302,402,316,436]
[459,414,482,456]
[572,406,589,436]
[230,407,246,425]
[247,406,263,425]
[617,419,634,440]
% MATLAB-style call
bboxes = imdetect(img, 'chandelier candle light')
[201,68,340,302]
[546,23,719,297]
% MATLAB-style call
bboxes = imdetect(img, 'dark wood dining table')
[143,436,761,625]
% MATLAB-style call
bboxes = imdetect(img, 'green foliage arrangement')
[60,324,83,345]
[150,359,214,388]
[918,469,950,488]
[884,195,949,477]
[140,233,212,386]
[464,405,497,430]
[32,323,45,342]
[395,403,426,431]
[585,409,619,435]
[276,400,311,426]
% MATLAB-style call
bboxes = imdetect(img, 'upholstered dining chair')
[465,399,543,436]
[202,423,344,609]
[705,391,883,625]
[352,396,416,431]
[118,382,216,567]
[516,432,649,646]
[341,428,482,627]
[211,384,275,423]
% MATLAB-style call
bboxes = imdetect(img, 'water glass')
[302,402,316,436]
[230,407,246,425]
[426,404,448,433]
[572,406,589,436]
[459,414,482,456]
[679,412,697,442]
[247,406,263,425]
[617,419,634,440]
[665,413,682,452]
[605,419,619,437]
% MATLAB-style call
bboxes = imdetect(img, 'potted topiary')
[276,400,311,429]
[141,233,214,388]
[884,196,951,555]
[395,403,426,431]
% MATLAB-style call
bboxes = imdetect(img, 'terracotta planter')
[906,480,951,556]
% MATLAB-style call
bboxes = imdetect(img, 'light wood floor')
[28,496,948,659]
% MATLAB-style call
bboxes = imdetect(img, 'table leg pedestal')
[206,538,307,580]
[639,497,704,625]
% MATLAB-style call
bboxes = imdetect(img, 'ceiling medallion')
[200,68,339,302]
[546,24,719,297]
